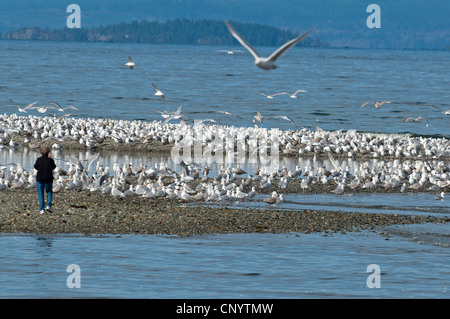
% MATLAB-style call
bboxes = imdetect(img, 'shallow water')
[0,229,449,299]
[188,192,450,218]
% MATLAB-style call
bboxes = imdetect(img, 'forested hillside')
[2,19,327,47]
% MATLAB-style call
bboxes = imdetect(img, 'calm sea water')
[0,40,449,299]
[0,40,449,137]
[1,229,449,299]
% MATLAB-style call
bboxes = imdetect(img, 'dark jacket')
[34,155,56,183]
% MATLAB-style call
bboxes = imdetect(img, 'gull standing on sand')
[360,101,392,109]
[332,182,345,195]
[152,83,166,102]
[263,191,278,204]
[125,56,137,69]
[225,21,313,70]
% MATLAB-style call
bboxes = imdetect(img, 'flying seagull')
[431,105,450,115]
[253,111,264,123]
[403,116,428,123]
[155,109,173,119]
[125,56,137,69]
[215,110,237,117]
[279,89,307,98]
[163,105,183,124]
[48,102,78,112]
[360,101,392,109]
[152,83,166,102]
[273,115,299,128]
[258,92,284,99]
[225,21,313,70]
[23,104,49,114]
[9,98,37,113]
[217,50,243,55]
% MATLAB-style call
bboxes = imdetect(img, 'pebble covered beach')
[1,187,448,236]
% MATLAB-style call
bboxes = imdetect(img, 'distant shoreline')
[0,19,328,48]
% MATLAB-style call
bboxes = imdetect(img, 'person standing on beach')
[34,146,57,214]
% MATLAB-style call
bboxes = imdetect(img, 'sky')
[0,0,449,49]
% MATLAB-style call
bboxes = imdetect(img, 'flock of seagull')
[9,99,79,115]
[0,107,449,203]
[359,100,447,125]
[1,111,448,159]
[258,89,307,99]
[1,20,449,206]
[1,138,448,206]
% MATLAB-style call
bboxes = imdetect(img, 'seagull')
[217,50,243,55]
[155,109,174,119]
[360,101,392,109]
[263,191,278,204]
[258,92,284,99]
[225,21,313,70]
[125,56,137,69]
[272,115,299,128]
[247,186,256,198]
[232,164,246,175]
[194,118,218,126]
[48,102,78,112]
[279,89,307,98]
[253,111,264,123]
[431,105,450,115]
[403,116,428,123]
[111,184,124,197]
[163,105,183,124]
[331,182,345,195]
[215,110,238,117]
[9,99,37,113]
[27,105,49,114]
[52,180,63,193]
[434,192,445,200]
[86,153,100,173]
[152,83,166,102]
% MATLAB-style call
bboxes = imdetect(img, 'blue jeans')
[36,182,53,211]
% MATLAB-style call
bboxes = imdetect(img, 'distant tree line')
[1,18,328,47]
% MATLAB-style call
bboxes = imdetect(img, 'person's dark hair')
[40,146,51,156]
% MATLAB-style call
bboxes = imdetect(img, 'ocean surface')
[0,39,449,299]
[0,40,449,137]
[1,229,449,299]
